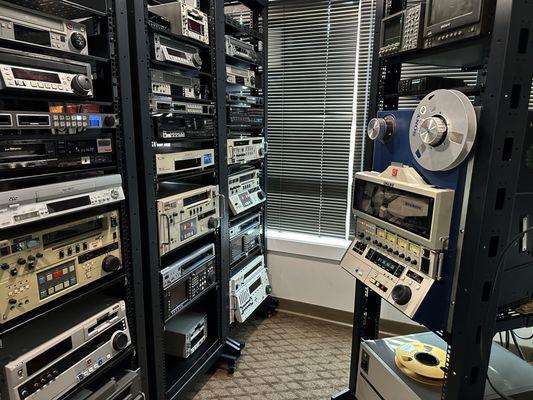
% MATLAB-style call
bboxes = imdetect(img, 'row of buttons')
[7,284,30,297]
[399,276,421,291]
[77,355,110,382]
[40,278,76,298]
[39,265,76,284]
[58,243,89,259]
[369,277,388,292]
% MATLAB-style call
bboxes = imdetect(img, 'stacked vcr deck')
[224,2,270,328]
[0,1,144,399]
[137,0,224,398]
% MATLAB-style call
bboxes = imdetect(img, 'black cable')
[505,330,509,349]
[510,330,526,360]
[479,227,533,400]
[487,374,514,400]
[512,329,533,340]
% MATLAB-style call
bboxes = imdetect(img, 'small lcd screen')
[43,218,103,248]
[354,179,434,239]
[239,173,255,183]
[174,158,201,171]
[369,251,399,275]
[184,191,209,207]
[249,277,262,294]
[14,24,51,47]
[167,48,187,59]
[12,68,61,83]
[0,143,47,158]
[428,0,476,26]
[188,19,204,35]
[47,196,91,214]
[383,14,403,46]
[26,337,73,376]
[168,283,187,314]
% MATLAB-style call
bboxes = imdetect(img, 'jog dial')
[71,75,92,95]
[391,285,412,306]
[367,115,396,143]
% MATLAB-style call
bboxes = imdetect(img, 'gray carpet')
[184,312,352,399]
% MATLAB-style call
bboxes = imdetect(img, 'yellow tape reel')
[395,341,446,385]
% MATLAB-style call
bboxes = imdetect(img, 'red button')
[392,168,398,177]
[86,359,92,365]
[52,271,62,279]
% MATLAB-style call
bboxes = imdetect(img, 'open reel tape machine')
[341,89,478,331]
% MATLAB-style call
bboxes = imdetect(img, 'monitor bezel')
[424,0,484,37]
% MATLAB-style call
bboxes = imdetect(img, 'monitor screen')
[354,179,434,239]
[428,0,477,26]
[383,14,403,46]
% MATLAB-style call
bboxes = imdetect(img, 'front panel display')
[354,179,434,239]
[0,212,122,323]
[0,2,88,55]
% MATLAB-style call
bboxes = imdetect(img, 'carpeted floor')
[184,312,352,399]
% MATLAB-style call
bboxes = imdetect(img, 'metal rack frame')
[334,0,533,399]
[0,0,149,397]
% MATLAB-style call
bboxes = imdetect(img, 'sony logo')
[440,22,451,29]
[383,182,395,188]
[8,196,18,202]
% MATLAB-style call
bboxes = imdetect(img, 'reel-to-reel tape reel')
[368,89,478,172]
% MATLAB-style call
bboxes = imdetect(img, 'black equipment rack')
[0,0,149,398]
[126,0,268,396]
[223,0,270,331]
[332,0,533,399]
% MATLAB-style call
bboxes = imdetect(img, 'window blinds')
[267,0,367,238]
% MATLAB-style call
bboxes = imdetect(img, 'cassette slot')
[0,137,115,175]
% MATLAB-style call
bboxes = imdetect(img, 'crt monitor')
[424,0,483,37]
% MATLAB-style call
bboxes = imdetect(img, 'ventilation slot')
[488,236,499,257]
[510,84,522,109]
[518,28,529,54]
[495,188,506,210]
[502,137,514,161]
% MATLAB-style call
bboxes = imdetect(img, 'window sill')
[266,229,351,262]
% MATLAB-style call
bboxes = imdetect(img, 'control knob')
[1,263,9,270]
[8,298,16,305]
[17,258,26,265]
[111,331,129,351]
[194,84,201,97]
[419,116,447,147]
[250,75,256,86]
[71,75,92,95]
[193,54,203,68]
[358,233,365,239]
[266,285,273,295]
[20,389,30,399]
[257,191,265,200]
[10,268,17,277]
[102,255,121,273]
[207,269,216,284]
[391,285,412,306]
[367,115,396,143]
[208,217,219,230]
[110,188,120,199]
[104,115,116,127]
[70,32,87,51]
[405,256,411,262]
